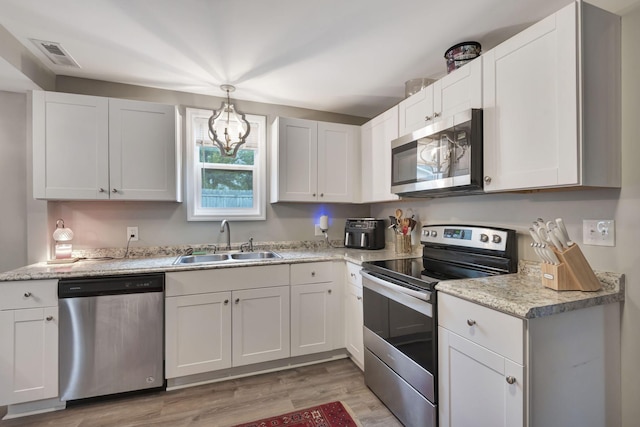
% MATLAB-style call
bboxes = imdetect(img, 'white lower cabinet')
[344,262,364,369]
[290,262,342,357]
[438,292,621,427]
[165,291,232,378]
[0,280,58,406]
[232,286,290,366]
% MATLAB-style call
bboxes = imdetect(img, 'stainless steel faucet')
[220,220,231,250]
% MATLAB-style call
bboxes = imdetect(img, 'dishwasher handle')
[58,273,164,298]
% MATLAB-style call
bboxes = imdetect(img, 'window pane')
[201,169,253,208]
[198,146,255,165]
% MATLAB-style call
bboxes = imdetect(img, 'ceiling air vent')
[30,39,81,68]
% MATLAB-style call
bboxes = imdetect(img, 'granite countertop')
[435,260,625,319]
[0,244,420,282]
[0,242,625,321]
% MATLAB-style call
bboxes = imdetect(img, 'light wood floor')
[0,359,403,427]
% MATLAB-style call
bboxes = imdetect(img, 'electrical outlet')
[315,225,323,236]
[127,226,139,242]
[583,220,615,246]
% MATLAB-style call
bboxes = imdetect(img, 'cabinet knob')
[433,112,440,119]
[99,188,106,193]
[24,292,32,298]
[112,188,118,193]
[484,176,492,184]
[311,271,316,277]
[350,273,356,278]
[320,193,324,197]
[466,319,476,326]
[506,376,516,385]
[46,316,54,321]
[224,299,229,305]
[328,289,332,294]
[235,298,240,304]
[312,193,316,197]
[425,115,432,121]
[357,296,362,301]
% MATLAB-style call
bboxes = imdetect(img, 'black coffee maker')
[344,218,386,250]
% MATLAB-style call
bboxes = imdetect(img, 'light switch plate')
[583,220,615,246]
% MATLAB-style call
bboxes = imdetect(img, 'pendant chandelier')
[208,84,251,158]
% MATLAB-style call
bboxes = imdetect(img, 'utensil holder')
[540,244,601,291]
[395,234,411,254]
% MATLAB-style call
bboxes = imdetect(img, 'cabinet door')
[438,59,482,119]
[344,282,364,370]
[165,292,232,378]
[483,3,578,192]
[317,122,359,203]
[361,106,399,203]
[274,117,318,202]
[0,307,58,405]
[32,91,109,200]
[109,99,179,201]
[398,84,435,137]
[232,286,290,366]
[291,282,338,357]
[438,327,524,427]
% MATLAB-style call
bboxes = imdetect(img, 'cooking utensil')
[545,222,565,250]
[555,218,574,246]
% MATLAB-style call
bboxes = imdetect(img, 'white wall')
[371,6,640,425]
[0,91,27,272]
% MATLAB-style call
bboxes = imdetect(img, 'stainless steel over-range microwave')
[391,109,483,197]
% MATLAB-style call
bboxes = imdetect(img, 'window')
[185,108,266,221]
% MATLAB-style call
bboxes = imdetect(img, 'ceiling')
[0,0,637,118]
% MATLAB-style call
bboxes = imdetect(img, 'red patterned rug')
[231,401,361,427]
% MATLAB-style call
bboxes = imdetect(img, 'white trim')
[185,108,266,221]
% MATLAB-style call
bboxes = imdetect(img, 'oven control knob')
[430,230,437,237]
[492,234,502,244]
[480,234,489,243]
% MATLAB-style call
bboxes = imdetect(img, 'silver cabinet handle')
[506,376,516,385]
[99,188,106,193]
[350,273,356,278]
[356,296,362,301]
[466,319,476,326]
[46,316,54,321]
[235,298,240,304]
[425,115,432,121]
[224,299,229,305]
[112,188,118,193]
[484,176,492,184]
[24,292,32,298]
[433,112,440,119]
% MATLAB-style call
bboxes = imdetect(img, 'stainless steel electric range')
[360,224,517,427]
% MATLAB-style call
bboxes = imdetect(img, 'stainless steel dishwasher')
[58,273,165,401]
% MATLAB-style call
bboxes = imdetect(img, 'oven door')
[361,271,436,401]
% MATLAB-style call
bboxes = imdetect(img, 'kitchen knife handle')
[555,218,574,246]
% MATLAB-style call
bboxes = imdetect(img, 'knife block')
[540,244,601,291]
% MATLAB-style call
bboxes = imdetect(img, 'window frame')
[185,107,266,221]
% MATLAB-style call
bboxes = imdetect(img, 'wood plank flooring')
[0,359,403,427]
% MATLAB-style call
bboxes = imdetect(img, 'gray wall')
[0,92,27,272]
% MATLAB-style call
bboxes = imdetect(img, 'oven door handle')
[361,271,433,317]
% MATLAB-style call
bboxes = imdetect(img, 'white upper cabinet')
[361,105,400,203]
[271,117,360,203]
[398,59,482,137]
[482,1,621,192]
[31,91,181,201]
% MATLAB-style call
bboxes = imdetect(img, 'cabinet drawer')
[438,293,524,364]
[0,280,58,310]
[346,262,362,287]
[290,262,333,285]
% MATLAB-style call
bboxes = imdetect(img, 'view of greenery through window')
[199,146,254,208]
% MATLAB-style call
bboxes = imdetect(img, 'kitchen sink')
[173,251,281,265]
[230,251,282,260]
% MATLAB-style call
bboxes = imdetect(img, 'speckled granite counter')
[0,244,420,282]
[435,260,625,319]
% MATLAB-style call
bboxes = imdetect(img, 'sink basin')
[173,254,229,264]
[173,251,281,265]
[230,251,282,260]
